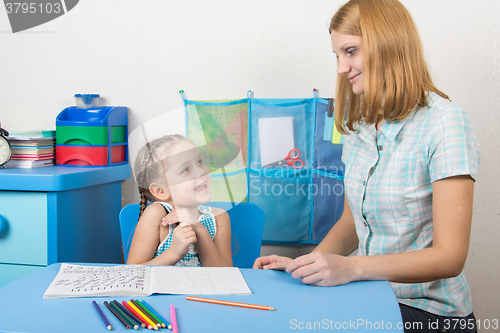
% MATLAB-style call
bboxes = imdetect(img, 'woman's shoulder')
[425,92,469,120]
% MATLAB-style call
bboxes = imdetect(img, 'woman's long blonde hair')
[330,0,448,134]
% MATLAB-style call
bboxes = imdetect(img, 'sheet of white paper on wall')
[258,117,295,166]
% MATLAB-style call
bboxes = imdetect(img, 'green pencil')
[104,301,130,330]
[111,300,139,330]
[135,299,163,327]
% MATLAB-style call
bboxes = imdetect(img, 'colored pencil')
[186,296,276,311]
[116,301,144,328]
[141,300,172,329]
[170,304,178,333]
[122,301,148,328]
[127,300,155,330]
[92,301,112,330]
[111,300,139,330]
[136,299,163,328]
[132,299,160,329]
[104,301,131,329]
[128,300,158,330]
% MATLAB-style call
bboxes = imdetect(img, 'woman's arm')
[193,208,233,267]
[126,203,195,265]
[286,175,474,286]
[313,194,359,256]
[253,194,358,269]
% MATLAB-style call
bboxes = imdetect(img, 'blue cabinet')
[0,165,130,287]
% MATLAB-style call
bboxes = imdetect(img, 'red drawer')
[56,145,125,166]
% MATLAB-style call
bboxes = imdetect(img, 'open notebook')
[44,264,252,298]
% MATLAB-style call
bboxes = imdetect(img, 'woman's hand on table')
[253,255,293,270]
[286,251,359,287]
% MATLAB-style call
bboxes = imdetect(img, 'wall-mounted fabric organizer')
[181,90,344,244]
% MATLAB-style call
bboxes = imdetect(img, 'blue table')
[0,165,130,287]
[0,263,403,332]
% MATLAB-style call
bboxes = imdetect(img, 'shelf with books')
[5,130,56,168]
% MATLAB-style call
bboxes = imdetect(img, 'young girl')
[127,134,233,267]
[255,0,479,331]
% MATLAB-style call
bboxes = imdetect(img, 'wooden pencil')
[111,300,139,330]
[104,301,131,329]
[122,301,148,328]
[140,300,172,329]
[92,301,112,330]
[128,300,158,330]
[186,296,276,311]
[132,299,160,328]
[135,299,163,328]
[170,304,178,333]
[116,301,144,328]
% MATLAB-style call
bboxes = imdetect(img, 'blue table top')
[0,164,131,191]
[0,263,403,332]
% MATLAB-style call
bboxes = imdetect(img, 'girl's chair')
[119,201,265,268]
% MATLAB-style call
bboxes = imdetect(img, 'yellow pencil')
[127,300,158,330]
[186,296,275,311]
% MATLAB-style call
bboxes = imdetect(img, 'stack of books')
[5,130,56,168]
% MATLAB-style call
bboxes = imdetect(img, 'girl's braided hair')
[134,134,189,218]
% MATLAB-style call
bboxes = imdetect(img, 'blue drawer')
[0,192,48,266]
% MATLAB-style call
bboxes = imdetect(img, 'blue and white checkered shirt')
[154,203,217,267]
[341,92,480,317]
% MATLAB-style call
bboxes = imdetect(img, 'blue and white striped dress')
[154,202,217,267]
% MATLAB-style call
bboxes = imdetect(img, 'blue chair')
[119,201,265,268]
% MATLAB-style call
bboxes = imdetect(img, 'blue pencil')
[92,301,112,330]
[141,300,172,329]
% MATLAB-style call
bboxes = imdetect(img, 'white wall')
[1,0,498,326]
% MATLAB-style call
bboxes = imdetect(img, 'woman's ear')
[149,183,171,201]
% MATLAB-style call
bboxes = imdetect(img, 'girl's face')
[162,140,212,208]
[330,30,365,95]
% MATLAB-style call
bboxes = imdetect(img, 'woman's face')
[330,30,365,95]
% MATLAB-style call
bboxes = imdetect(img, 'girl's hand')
[162,208,199,226]
[253,255,293,270]
[285,252,359,287]
[170,222,197,259]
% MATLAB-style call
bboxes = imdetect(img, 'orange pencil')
[186,296,276,311]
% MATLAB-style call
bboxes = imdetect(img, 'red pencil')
[122,301,148,328]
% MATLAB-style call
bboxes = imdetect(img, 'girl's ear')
[149,183,171,201]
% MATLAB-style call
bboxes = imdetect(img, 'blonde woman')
[254,0,479,331]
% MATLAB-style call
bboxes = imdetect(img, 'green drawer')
[56,126,126,145]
